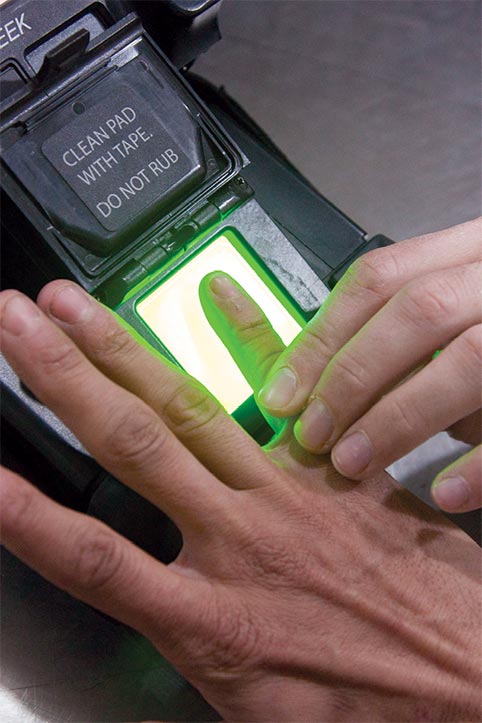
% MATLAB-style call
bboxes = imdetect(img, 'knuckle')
[214,604,260,668]
[399,278,457,328]
[191,594,263,674]
[388,395,420,437]
[303,323,334,360]
[37,341,84,378]
[105,405,164,466]
[238,513,315,585]
[95,323,139,362]
[328,349,370,392]
[70,522,124,591]
[349,247,401,299]
[250,540,305,581]
[235,315,273,343]
[163,380,222,436]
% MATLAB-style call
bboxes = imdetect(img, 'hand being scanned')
[0,281,480,722]
[231,219,481,514]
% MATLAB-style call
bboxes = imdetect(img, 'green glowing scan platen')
[136,232,303,413]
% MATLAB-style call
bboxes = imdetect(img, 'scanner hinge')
[95,176,253,306]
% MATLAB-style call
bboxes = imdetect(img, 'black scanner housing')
[1,1,245,293]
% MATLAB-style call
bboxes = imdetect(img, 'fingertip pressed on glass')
[136,229,304,415]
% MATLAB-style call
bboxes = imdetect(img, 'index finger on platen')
[199,272,286,395]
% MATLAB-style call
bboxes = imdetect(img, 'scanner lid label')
[42,86,194,232]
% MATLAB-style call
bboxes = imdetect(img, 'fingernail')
[258,367,298,409]
[208,275,238,299]
[49,285,92,324]
[332,431,373,477]
[431,477,470,511]
[294,399,334,451]
[1,296,41,336]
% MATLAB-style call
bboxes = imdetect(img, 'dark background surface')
[1,2,480,721]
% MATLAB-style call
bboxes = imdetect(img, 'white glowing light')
[136,234,302,413]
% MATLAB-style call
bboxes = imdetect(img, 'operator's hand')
[208,219,481,514]
[0,283,480,722]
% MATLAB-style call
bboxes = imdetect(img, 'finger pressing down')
[0,291,232,532]
[37,280,273,490]
[199,272,294,433]
[257,219,482,417]
[198,272,286,396]
[329,324,482,480]
[431,445,482,513]
[293,261,481,453]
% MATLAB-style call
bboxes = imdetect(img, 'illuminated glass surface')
[136,232,303,413]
